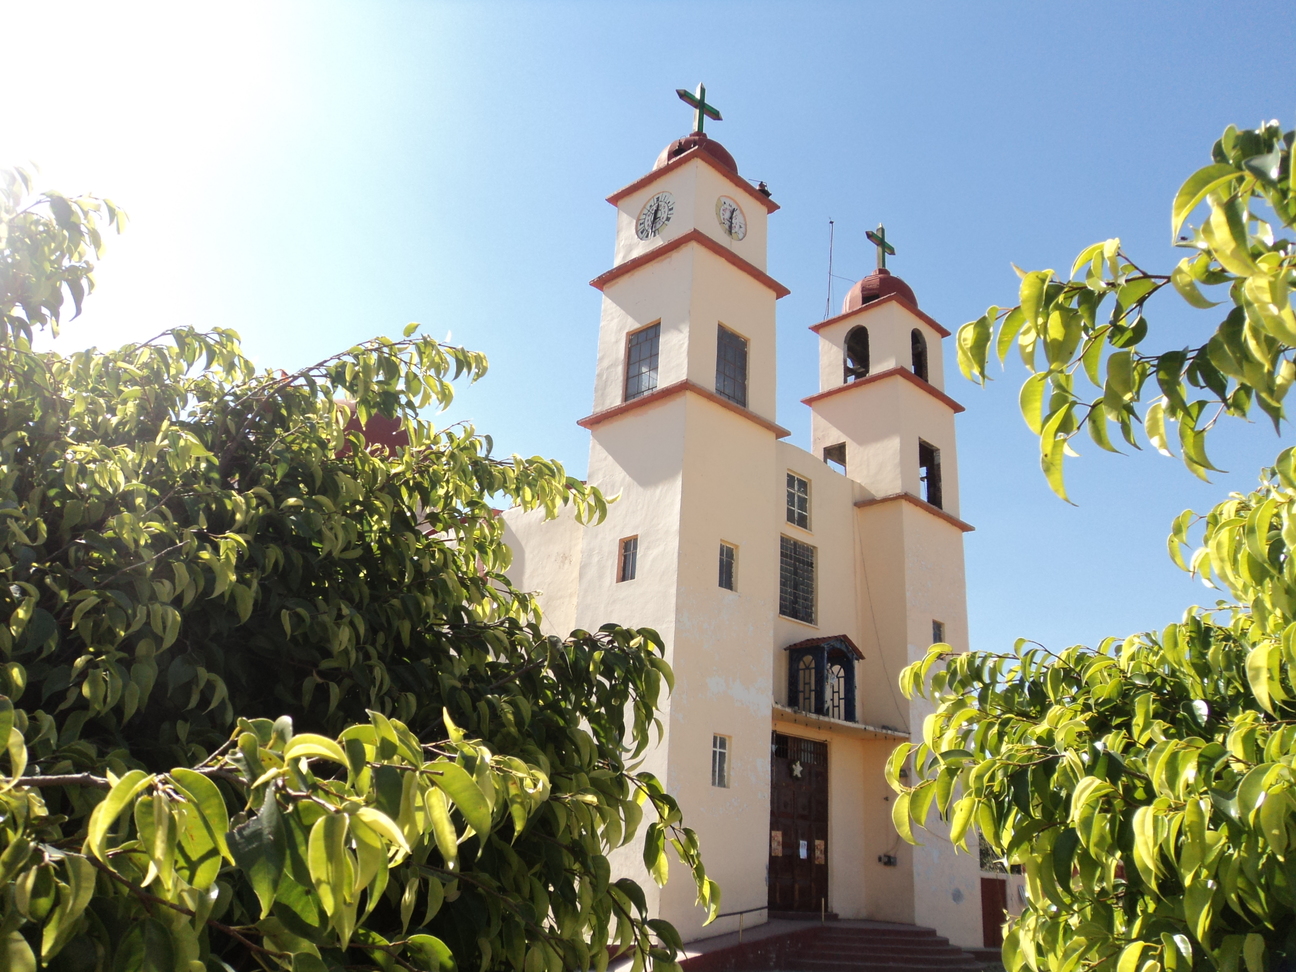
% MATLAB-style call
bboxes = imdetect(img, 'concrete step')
[790,962,984,972]
[811,934,949,946]
[803,949,980,964]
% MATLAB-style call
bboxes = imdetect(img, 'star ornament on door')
[791,760,804,778]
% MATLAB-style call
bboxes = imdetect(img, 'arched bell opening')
[844,325,870,383]
[911,328,929,383]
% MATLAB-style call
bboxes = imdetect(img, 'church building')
[502,87,983,950]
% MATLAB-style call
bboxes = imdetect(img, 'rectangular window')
[779,536,816,624]
[624,324,661,402]
[919,440,943,510]
[786,473,810,529]
[932,620,946,645]
[715,326,748,407]
[823,443,846,473]
[618,536,638,582]
[711,735,730,787]
[718,542,737,591]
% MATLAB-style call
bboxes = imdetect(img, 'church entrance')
[768,732,829,913]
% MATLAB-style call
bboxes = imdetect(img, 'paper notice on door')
[799,840,808,860]
[770,831,782,856]
[815,839,826,864]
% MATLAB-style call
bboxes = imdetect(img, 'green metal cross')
[866,223,895,270]
[675,83,722,134]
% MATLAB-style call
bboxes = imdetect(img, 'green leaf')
[86,769,152,861]
[0,932,36,972]
[281,733,348,766]
[1243,932,1265,972]
[111,918,174,972]
[1172,163,1240,238]
[1171,259,1221,309]
[170,768,232,863]
[229,787,286,919]
[404,935,457,972]
[429,761,492,838]
[1019,373,1048,435]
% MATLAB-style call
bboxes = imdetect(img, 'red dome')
[842,268,917,313]
[654,132,738,174]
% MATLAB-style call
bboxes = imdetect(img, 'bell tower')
[804,228,963,521]
[569,86,792,939]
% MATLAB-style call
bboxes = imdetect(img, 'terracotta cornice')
[800,367,965,414]
[809,293,951,338]
[854,492,975,533]
[606,147,780,214]
[590,229,791,299]
[577,379,791,438]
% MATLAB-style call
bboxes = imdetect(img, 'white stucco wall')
[500,504,581,637]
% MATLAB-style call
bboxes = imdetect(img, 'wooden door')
[768,733,829,912]
[980,877,1008,947]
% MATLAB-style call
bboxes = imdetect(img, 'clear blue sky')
[5,1,1295,655]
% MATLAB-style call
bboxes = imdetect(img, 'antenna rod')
[824,219,835,321]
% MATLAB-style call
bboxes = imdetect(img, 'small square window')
[718,542,737,591]
[711,735,730,788]
[786,473,810,529]
[932,620,946,645]
[618,536,638,582]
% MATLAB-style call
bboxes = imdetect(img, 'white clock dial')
[636,192,675,240]
[716,196,747,240]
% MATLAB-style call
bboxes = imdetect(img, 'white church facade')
[502,98,983,950]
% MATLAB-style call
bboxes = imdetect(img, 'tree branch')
[85,855,287,961]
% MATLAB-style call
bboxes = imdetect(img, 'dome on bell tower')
[654,132,738,174]
[841,267,917,313]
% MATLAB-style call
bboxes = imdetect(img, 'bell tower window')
[919,440,942,509]
[911,328,929,383]
[716,325,748,407]
[844,326,870,382]
[625,323,661,402]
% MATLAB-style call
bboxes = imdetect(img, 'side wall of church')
[500,504,582,638]
[576,395,689,919]
[901,505,981,947]
[655,395,780,941]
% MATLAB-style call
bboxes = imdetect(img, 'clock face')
[636,192,675,240]
[716,196,747,240]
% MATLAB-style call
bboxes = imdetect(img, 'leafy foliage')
[890,123,1296,972]
[956,121,1296,499]
[0,169,718,971]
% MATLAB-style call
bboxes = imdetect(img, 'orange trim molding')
[606,147,780,214]
[590,229,791,299]
[854,492,975,533]
[577,379,791,438]
[809,293,951,339]
[801,367,965,414]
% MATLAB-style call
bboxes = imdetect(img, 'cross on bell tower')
[866,223,895,270]
[675,83,722,135]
